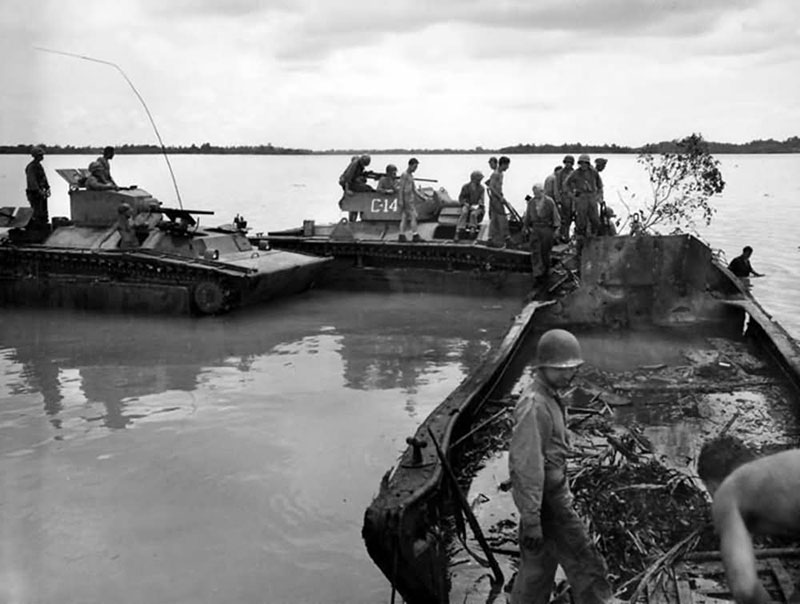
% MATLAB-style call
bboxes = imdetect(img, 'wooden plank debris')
[767,558,796,603]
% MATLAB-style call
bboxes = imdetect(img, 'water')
[0,153,798,603]
[0,291,521,604]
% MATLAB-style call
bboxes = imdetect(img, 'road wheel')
[193,280,225,315]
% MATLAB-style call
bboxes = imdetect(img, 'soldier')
[554,155,575,242]
[594,158,612,235]
[565,154,600,257]
[376,164,398,194]
[24,146,51,229]
[543,166,562,204]
[397,158,422,243]
[727,246,764,278]
[697,436,800,604]
[487,156,512,248]
[509,329,612,604]
[601,206,618,236]
[522,183,560,284]
[85,160,118,191]
[90,146,118,189]
[455,170,485,241]
[339,154,374,194]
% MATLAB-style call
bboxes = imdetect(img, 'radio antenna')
[35,46,184,208]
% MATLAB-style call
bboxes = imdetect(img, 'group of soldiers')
[338,152,619,286]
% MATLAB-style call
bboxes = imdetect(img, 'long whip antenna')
[35,46,184,208]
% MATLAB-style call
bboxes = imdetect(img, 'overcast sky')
[2,0,799,150]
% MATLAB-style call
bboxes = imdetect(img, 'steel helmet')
[31,146,44,157]
[562,155,575,164]
[578,153,591,164]
[535,329,584,368]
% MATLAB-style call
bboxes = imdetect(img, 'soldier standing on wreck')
[509,329,612,604]
[565,154,600,258]
[25,146,51,229]
[523,183,560,285]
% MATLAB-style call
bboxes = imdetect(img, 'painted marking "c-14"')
[371,198,399,213]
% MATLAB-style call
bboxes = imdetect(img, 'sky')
[2,0,799,150]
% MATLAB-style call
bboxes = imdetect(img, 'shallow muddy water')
[0,291,522,604]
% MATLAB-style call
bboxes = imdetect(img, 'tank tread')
[265,238,532,273]
[0,246,240,314]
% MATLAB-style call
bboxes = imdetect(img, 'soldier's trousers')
[529,225,555,279]
[26,190,49,228]
[557,198,573,241]
[489,210,509,247]
[510,484,611,604]
[399,203,418,235]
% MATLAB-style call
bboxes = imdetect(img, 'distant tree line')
[0,142,311,155]
[2,136,799,155]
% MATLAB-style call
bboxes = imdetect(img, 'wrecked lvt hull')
[362,234,800,604]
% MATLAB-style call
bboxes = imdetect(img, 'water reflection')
[0,293,517,440]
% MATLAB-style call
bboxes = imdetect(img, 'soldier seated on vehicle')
[455,170,485,241]
[85,160,118,191]
[338,154,374,194]
[376,164,398,194]
[697,436,800,604]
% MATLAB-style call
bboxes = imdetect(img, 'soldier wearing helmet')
[454,169,486,241]
[338,154,374,195]
[522,183,560,284]
[338,154,375,221]
[554,155,575,242]
[376,164,399,194]
[509,329,612,604]
[564,154,601,258]
[25,146,51,229]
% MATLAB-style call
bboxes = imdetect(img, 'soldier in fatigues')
[24,146,51,229]
[554,155,575,242]
[564,154,600,258]
[522,183,560,284]
[455,170,485,241]
[510,329,612,604]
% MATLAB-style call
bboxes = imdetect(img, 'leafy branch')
[627,133,725,235]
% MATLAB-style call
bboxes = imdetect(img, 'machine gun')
[363,170,438,183]
[157,207,215,235]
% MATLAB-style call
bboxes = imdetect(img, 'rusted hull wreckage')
[362,234,800,604]
[261,189,536,297]
[0,170,330,316]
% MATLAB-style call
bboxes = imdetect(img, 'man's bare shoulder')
[715,449,800,533]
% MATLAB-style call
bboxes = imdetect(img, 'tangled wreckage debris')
[455,368,799,600]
